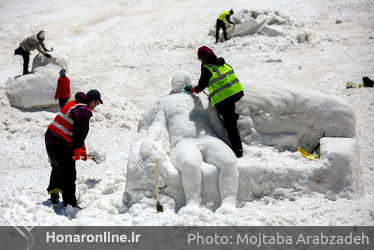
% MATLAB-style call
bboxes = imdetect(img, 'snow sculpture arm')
[139,105,168,160]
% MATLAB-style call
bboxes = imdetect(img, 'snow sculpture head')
[171,70,191,92]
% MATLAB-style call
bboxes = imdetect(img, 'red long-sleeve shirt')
[55,76,71,99]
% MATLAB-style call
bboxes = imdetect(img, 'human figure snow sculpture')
[139,70,239,212]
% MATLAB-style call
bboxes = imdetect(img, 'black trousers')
[58,98,69,109]
[216,19,228,42]
[215,99,243,154]
[46,143,77,206]
[14,47,30,75]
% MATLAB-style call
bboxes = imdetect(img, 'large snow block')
[312,137,364,199]
[5,53,75,110]
[236,83,356,152]
[203,137,363,205]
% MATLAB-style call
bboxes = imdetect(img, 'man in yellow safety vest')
[216,9,234,43]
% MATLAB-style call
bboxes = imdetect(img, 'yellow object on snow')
[346,81,356,88]
[297,147,320,161]
[346,81,364,88]
[48,188,61,194]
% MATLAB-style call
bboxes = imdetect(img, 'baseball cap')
[86,89,103,104]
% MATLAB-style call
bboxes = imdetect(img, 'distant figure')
[45,90,103,208]
[14,30,52,75]
[185,46,244,157]
[216,9,234,43]
[55,69,71,109]
[140,72,239,213]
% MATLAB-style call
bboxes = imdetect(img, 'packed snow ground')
[0,0,373,225]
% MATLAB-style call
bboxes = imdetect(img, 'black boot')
[50,193,60,204]
[63,201,82,210]
[235,149,244,158]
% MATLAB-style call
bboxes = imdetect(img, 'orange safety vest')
[48,101,90,144]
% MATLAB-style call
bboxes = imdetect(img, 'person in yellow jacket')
[216,9,234,43]
[185,46,244,157]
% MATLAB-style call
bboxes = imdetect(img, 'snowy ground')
[0,0,373,225]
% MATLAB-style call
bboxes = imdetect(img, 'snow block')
[236,83,356,152]
[5,53,75,110]
[314,137,363,199]
[124,77,362,210]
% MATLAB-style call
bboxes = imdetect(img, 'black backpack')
[363,76,374,87]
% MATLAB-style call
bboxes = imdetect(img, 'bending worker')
[216,9,234,43]
[45,89,103,208]
[14,30,52,75]
[185,46,244,158]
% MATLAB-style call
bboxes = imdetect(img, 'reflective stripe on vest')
[218,11,230,21]
[48,101,88,144]
[204,63,243,106]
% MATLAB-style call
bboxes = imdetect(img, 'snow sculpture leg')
[200,138,239,211]
[172,140,203,207]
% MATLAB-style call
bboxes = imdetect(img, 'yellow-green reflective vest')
[218,11,230,22]
[203,63,243,107]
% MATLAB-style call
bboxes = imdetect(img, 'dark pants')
[58,98,69,109]
[215,99,243,154]
[15,47,30,75]
[216,19,228,42]
[46,143,77,206]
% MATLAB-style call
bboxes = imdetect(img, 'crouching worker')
[45,89,103,208]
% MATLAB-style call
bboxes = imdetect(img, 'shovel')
[80,151,106,164]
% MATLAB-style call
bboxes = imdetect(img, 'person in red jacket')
[55,69,70,109]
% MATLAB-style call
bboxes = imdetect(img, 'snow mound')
[124,71,363,211]
[5,53,74,110]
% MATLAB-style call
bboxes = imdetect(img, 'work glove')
[81,145,88,161]
[72,148,83,161]
[45,53,52,58]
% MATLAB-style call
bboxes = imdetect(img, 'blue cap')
[86,89,103,104]
[59,69,66,76]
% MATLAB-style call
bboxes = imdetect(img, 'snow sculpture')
[125,71,364,212]
[125,70,239,212]
[5,53,75,110]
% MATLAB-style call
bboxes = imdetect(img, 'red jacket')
[55,76,70,99]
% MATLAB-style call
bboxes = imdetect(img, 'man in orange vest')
[45,89,103,208]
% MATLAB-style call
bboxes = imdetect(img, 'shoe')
[63,201,81,209]
[50,193,60,204]
[235,149,243,158]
